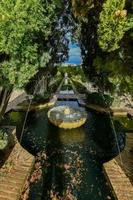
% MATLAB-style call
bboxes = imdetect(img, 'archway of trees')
[0,0,133,120]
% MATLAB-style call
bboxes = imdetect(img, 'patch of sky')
[64,39,82,65]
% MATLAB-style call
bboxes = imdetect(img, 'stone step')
[6,174,25,181]
[12,168,29,174]
[104,159,133,200]
[3,178,24,186]
[0,128,35,200]
[6,176,24,184]
[0,197,16,200]
[0,191,19,199]
[0,187,18,194]
[0,183,19,191]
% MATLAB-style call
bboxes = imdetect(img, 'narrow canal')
[3,90,127,200]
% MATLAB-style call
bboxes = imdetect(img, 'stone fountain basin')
[47,106,87,129]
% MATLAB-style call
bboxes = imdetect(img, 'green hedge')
[72,81,87,94]
[33,92,51,103]
[86,92,114,107]
[61,84,72,91]
[0,129,8,150]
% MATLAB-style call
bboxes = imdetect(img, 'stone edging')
[6,92,27,113]
[103,159,133,200]
[85,103,133,117]
[0,127,35,200]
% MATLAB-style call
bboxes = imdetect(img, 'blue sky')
[65,42,82,65]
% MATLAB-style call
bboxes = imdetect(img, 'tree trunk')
[0,87,12,121]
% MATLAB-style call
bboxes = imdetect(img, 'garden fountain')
[48,105,87,129]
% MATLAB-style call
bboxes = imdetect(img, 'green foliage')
[49,77,62,94]
[58,65,86,81]
[125,14,133,31]
[114,117,133,131]
[111,76,133,96]
[98,0,128,52]
[0,0,58,89]
[73,0,133,98]
[86,92,114,108]
[0,129,8,150]
[71,80,87,94]
[8,112,23,124]
[61,84,72,91]
[72,0,94,19]
[93,48,133,96]
[33,92,51,103]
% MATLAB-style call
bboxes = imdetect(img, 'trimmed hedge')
[86,92,114,107]
[72,81,87,94]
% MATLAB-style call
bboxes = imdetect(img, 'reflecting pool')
[3,100,126,200]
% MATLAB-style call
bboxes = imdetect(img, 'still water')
[4,100,126,200]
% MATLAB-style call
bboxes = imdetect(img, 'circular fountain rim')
[47,105,87,129]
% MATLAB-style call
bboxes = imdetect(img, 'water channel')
[3,87,128,200]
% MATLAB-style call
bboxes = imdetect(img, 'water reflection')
[91,111,126,162]
[28,113,115,200]
[2,100,126,200]
[58,128,86,144]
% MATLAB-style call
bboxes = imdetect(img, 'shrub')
[0,129,8,150]
[86,92,114,107]
[33,92,51,103]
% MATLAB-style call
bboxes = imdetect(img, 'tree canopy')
[98,0,127,52]
[0,0,132,94]
[0,0,73,119]
[0,0,133,120]
[72,0,133,95]
[0,0,72,90]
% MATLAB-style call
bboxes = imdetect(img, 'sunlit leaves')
[98,0,128,52]
[0,0,58,89]
[125,14,133,31]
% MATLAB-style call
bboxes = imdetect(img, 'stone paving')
[0,128,35,200]
[104,159,133,200]
[9,91,25,103]
[116,132,133,184]
[2,91,133,200]
[6,92,27,113]
[1,129,133,200]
